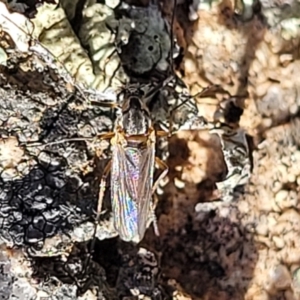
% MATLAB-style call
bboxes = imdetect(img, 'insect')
[92,84,169,243]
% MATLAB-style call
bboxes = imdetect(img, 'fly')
[95,88,168,243]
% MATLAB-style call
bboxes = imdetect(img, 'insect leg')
[85,159,112,271]
[93,131,115,221]
[150,157,169,236]
[96,160,112,223]
[83,129,116,273]
[169,84,219,133]
[150,200,160,237]
[96,132,115,140]
[89,100,118,108]
[156,130,169,138]
[153,157,169,194]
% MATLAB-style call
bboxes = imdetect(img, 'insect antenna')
[24,137,95,149]
[171,84,221,114]
[169,0,177,74]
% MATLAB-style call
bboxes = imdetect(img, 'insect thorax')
[120,96,152,136]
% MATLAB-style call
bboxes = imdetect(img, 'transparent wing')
[136,143,156,238]
[111,142,155,242]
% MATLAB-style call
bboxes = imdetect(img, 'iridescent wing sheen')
[111,141,155,242]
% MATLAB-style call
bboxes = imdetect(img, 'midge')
[95,86,168,243]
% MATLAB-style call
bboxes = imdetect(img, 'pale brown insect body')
[97,90,167,243]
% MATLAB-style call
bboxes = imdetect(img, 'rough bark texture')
[0,0,300,299]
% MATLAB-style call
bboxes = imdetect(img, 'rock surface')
[0,0,300,299]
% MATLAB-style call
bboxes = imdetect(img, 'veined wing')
[111,141,155,242]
